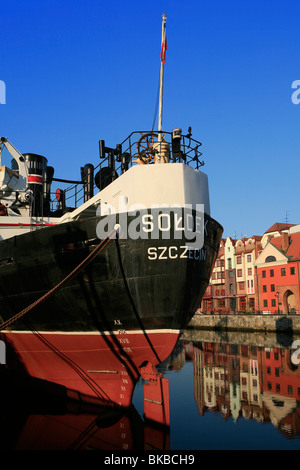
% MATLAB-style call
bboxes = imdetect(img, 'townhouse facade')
[200,222,300,315]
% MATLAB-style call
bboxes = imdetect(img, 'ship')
[0,14,223,414]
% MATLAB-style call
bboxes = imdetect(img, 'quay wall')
[181,328,300,349]
[188,313,300,333]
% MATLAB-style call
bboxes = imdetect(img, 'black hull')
[0,213,222,333]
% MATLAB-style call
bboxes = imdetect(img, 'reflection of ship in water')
[1,337,172,450]
[174,331,300,440]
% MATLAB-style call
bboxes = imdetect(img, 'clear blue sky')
[1,0,300,239]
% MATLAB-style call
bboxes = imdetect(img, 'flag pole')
[158,13,167,143]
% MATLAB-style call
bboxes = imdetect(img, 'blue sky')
[1,0,300,238]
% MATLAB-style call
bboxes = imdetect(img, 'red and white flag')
[160,21,167,65]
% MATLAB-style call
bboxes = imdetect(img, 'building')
[202,239,226,313]
[254,224,300,314]
[200,221,300,315]
[224,237,237,313]
[234,236,262,312]
[201,235,261,314]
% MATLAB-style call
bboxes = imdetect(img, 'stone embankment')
[182,327,300,349]
[188,313,300,334]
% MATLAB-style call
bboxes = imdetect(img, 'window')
[229,271,233,278]
[229,284,234,293]
[266,255,276,262]
[271,284,275,292]
[237,256,242,264]
[262,270,266,278]
[288,385,293,395]
[239,282,244,290]
[270,269,274,277]
[281,268,286,276]
[228,258,232,269]
[271,299,276,307]
[237,269,242,277]
[247,254,251,262]
[263,285,267,292]
[264,300,268,307]
[248,268,252,275]
[291,267,295,275]
[275,368,280,377]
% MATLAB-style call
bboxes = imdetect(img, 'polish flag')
[160,23,167,65]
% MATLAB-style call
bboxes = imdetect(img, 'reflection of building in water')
[261,346,300,437]
[189,340,300,438]
[229,382,241,421]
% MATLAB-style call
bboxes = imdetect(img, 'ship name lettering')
[148,246,206,261]
[158,246,167,259]
[204,219,208,236]
[141,212,201,235]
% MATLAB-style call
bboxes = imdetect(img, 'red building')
[254,224,300,314]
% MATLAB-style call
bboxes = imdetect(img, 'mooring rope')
[0,230,115,331]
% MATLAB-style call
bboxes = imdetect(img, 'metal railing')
[48,129,204,214]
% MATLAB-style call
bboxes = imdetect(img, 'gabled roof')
[264,223,295,234]
[285,232,300,261]
[255,231,300,266]
[250,235,262,241]
[269,236,284,251]
[267,232,300,261]
[254,240,289,266]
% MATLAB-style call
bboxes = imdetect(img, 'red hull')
[1,329,180,407]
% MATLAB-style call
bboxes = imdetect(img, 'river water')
[1,329,299,451]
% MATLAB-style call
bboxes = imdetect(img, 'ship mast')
[158,13,167,143]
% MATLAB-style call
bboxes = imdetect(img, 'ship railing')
[48,129,204,215]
